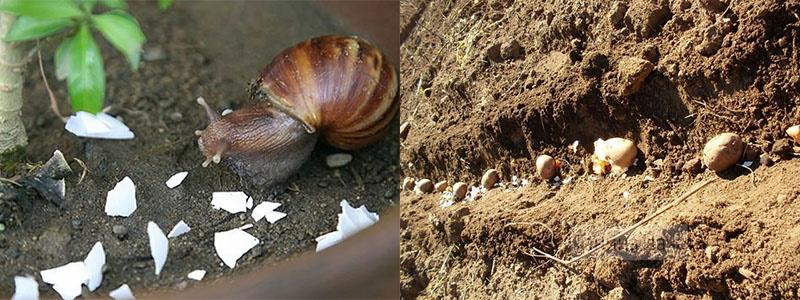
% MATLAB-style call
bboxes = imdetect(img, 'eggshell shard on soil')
[65,111,135,140]
[214,227,260,268]
[11,276,38,300]
[702,132,744,172]
[109,284,135,300]
[187,270,207,281]
[147,222,169,275]
[251,201,287,224]
[165,171,188,188]
[105,177,137,217]
[315,200,379,252]
[84,242,106,291]
[592,138,637,174]
[40,262,89,300]
[325,153,353,168]
[211,192,251,214]
[167,220,191,238]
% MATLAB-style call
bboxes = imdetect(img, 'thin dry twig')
[37,40,65,122]
[528,178,717,266]
[72,158,89,185]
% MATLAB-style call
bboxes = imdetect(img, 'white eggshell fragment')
[165,171,188,188]
[214,227,260,268]
[84,242,105,291]
[11,276,39,300]
[167,220,191,238]
[109,284,135,300]
[147,222,169,275]
[105,177,137,217]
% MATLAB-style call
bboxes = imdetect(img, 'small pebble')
[384,189,395,199]
[70,220,82,230]
[175,281,189,291]
[434,181,447,192]
[169,111,183,122]
[452,182,468,200]
[481,169,499,189]
[0,223,5,232]
[415,179,434,194]
[317,181,329,188]
[326,153,353,168]
[759,154,774,167]
[401,177,415,191]
[112,225,128,239]
[143,45,167,61]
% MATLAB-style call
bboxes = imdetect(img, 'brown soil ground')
[400,0,800,298]
[0,1,399,298]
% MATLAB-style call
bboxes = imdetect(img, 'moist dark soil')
[0,1,399,298]
[400,0,800,298]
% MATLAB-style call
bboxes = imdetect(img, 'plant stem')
[0,10,27,162]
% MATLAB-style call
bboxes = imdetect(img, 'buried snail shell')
[195,35,399,186]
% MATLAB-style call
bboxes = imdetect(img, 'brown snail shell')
[196,35,399,186]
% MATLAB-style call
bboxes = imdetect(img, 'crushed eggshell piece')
[165,171,188,188]
[187,270,206,281]
[147,222,169,275]
[211,192,251,214]
[167,220,191,238]
[65,111,135,140]
[251,201,286,224]
[214,227,260,268]
[105,177,137,217]
[315,200,379,252]
[109,284,135,300]
[84,242,105,291]
[40,262,89,300]
[11,276,39,300]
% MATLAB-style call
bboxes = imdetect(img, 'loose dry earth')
[400,0,800,298]
[0,1,399,298]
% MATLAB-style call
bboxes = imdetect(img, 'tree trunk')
[0,12,27,162]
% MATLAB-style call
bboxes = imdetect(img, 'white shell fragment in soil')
[702,132,744,172]
[65,111,135,140]
[787,125,799,143]
[326,153,353,168]
[165,171,188,188]
[315,200,379,252]
[109,284,135,300]
[12,276,38,300]
[147,222,169,275]
[84,242,105,291]
[592,138,637,174]
[167,220,191,238]
[40,262,89,300]
[187,270,207,281]
[214,227,260,268]
[211,192,251,214]
[251,201,287,224]
[105,176,137,217]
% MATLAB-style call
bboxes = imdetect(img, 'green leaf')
[100,0,126,9]
[158,0,173,11]
[54,36,74,81]
[91,11,144,70]
[4,16,72,42]
[0,0,84,19]
[79,0,98,12]
[67,23,105,113]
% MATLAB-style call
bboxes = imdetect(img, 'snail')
[195,35,399,186]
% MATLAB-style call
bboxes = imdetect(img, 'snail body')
[196,35,398,186]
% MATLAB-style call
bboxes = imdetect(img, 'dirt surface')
[0,1,399,298]
[400,0,800,298]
